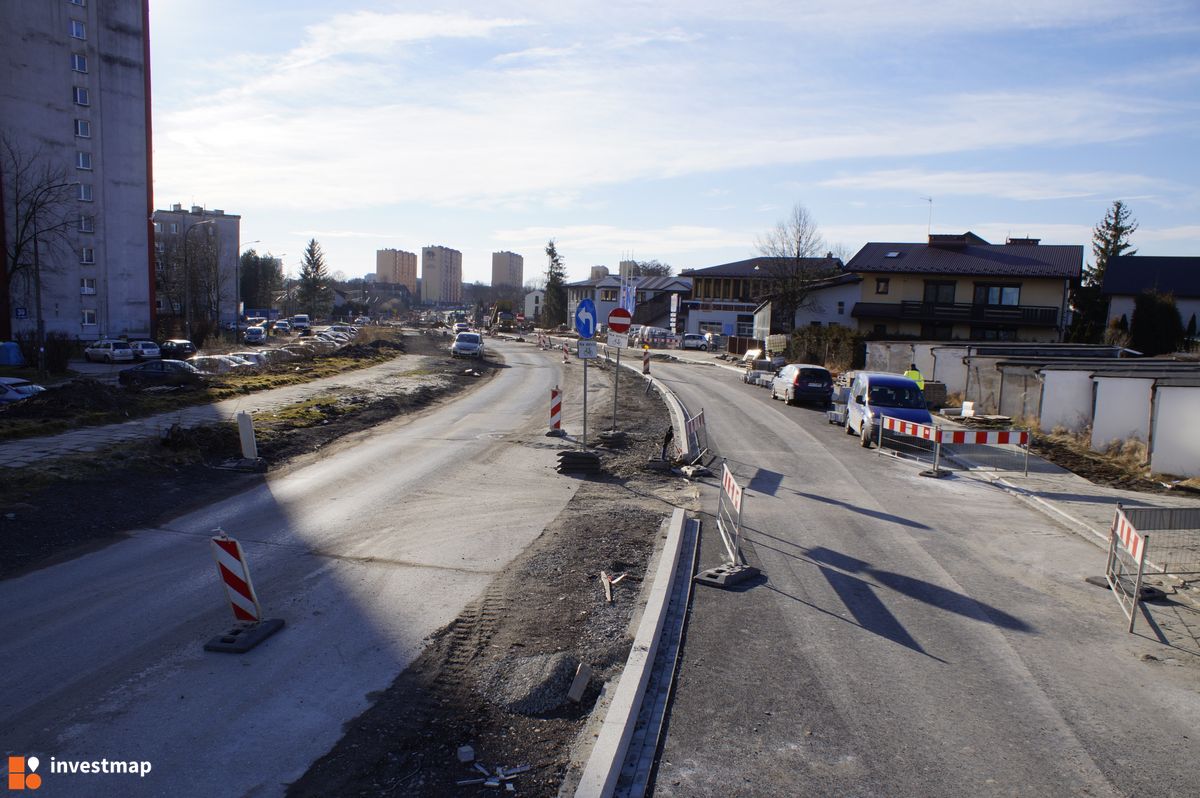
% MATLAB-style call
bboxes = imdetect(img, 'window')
[81,309,97,326]
[78,215,94,233]
[169,222,179,234]
[78,184,93,201]
[923,280,956,304]
[971,326,1018,341]
[70,20,86,39]
[973,284,1020,306]
[598,288,617,302]
[875,278,890,295]
[837,301,845,315]
[76,151,92,170]
[73,86,90,106]
[74,119,91,138]
[70,0,87,5]
[80,277,97,295]
[72,53,88,73]
[920,322,955,340]
[736,314,754,337]
[81,247,95,264]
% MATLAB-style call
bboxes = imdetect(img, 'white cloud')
[820,169,1167,202]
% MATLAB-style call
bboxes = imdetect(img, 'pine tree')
[1069,200,1138,342]
[297,238,332,318]
[543,239,568,327]
[1129,291,1184,356]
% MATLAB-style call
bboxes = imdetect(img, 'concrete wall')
[1038,370,1094,433]
[1091,377,1153,451]
[1150,386,1200,477]
[996,365,1043,420]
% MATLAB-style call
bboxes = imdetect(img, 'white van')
[845,371,932,448]
[291,314,311,331]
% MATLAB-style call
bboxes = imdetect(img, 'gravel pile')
[484,652,579,715]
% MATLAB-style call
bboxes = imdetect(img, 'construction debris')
[457,745,475,763]
[567,664,593,702]
[456,761,532,790]
[557,449,601,474]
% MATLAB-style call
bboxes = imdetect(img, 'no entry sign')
[608,307,632,334]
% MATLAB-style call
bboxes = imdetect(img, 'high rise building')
[376,249,417,294]
[151,205,241,336]
[491,251,524,289]
[0,0,154,341]
[421,246,462,305]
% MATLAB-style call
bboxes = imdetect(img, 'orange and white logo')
[6,756,42,791]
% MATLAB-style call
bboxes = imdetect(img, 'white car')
[243,326,267,344]
[0,377,45,404]
[681,334,709,351]
[451,332,484,358]
[83,339,135,363]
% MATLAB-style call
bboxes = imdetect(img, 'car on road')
[845,371,931,448]
[243,326,267,344]
[451,332,484,358]
[770,364,834,406]
[159,339,196,359]
[453,322,471,334]
[681,333,709,351]
[290,314,311,332]
[0,377,46,404]
[129,340,161,360]
[272,320,291,334]
[118,359,204,389]
[83,339,134,363]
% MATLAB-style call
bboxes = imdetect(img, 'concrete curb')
[575,507,687,798]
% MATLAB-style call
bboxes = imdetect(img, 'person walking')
[903,362,925,390]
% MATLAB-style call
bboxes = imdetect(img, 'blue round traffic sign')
[575,299,597,339]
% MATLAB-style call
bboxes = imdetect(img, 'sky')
[148,1,1200,284]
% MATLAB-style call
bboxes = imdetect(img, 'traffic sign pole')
[583,353,588,449]
[606,308,632,434]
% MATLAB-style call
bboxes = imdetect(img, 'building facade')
[1102,255,1200,333]
[376,248,417,294]
[151,205,241,335]
[491,251,523,289]
[0,0,154,341]
[421,245,462,305]
[524,289,544,322]
[680,256,843,337]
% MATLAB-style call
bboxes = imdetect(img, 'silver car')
[451,332,484,358]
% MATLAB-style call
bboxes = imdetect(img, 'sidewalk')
[0,352,437,469]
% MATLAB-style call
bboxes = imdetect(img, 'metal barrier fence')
[683,409,709,463]
[694,463,759,588]
[876,417,1030,477]
[1103,504,1200,633]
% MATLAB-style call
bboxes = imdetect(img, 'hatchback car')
[845,371,932,448]
[272,320,291,334]
[681,334,709,351]
[451,332,484,358]
[129,340,161,360]
[118,359,204,389]
[771,364,834,406]
[454,322,471,334]
[159,339,197,359]
[0,377,46,404]
[83,339,135,363]
[243,326,267,344]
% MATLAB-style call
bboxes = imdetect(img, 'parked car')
[329,325,357,336]
[272,320,291,334]
[187,355,251,375]
[129,340,161,360]
[290,314,311,331]
[83,339,134,363]
[844,372,932,448]
[454,322,471,334]
[228,351,268,367]
[681,333,709,351]
[0,377,45,404]
[353,316,370,324]
[159,339,196,359]
[243,326,267,344]
[770,364,834,406]
[118,359,204,389]
[451,332,484,358]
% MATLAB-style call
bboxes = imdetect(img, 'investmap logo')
[6,757,41,791]
[6,755,152,790]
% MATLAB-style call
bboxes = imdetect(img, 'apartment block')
[491,251,524,288]
[376,249,417,294]
[0,0,154,341]
[151,205,242,335]
[421,245,462,305]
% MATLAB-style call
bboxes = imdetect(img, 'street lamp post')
[31,180,80,379]
[183,219,215,341]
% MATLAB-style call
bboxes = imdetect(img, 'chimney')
[171,203,182,212]
[191,205,203,214]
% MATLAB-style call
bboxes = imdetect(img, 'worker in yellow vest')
[903,363,925,390]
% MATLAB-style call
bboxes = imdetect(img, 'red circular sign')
[608,307,632,333]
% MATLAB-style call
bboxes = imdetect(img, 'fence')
[1103,504,1200,633]
[694,463,759,588]
[683,409,710,463]
[876,417,1030,477]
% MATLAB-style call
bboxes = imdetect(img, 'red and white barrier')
[562,342,569,363]
[210,532,262,622]
[642,348,650,375]
[1112,507,1145,561]
[880,416,1029,446]
[550,386,562,432]
[721,462,743,513]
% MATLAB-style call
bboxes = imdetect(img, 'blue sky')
[148,1,1200,284]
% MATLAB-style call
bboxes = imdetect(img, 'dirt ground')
[288,353,686,797]
[0,335,687,797]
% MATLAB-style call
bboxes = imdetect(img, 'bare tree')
[1,135,81,340]
[754,202,838,333]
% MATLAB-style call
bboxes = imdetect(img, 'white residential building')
[491,251,524,289]
[421,245,462,305]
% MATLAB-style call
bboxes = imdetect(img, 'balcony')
[851,301,1059,327]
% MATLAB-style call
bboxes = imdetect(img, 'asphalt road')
[0,340,578,797]
[651,359,1200,797]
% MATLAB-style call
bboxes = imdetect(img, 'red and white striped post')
[550,385,562,433]
[562,342,570,363]
[642,347,650,375]
[210,532,262,622]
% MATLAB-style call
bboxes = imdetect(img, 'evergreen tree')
[1069,200,1138,342]
[239,250,284,311]
[543,239,568,327]
[297,238,332,318]
[1129,290,1184,356]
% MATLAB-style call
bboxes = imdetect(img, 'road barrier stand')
[547,385,565,437]
[695,463,760,588]
[204,529,285,653]
[1102,504,1200,633]
[683,409,710,464]
[877,417,1031,478]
